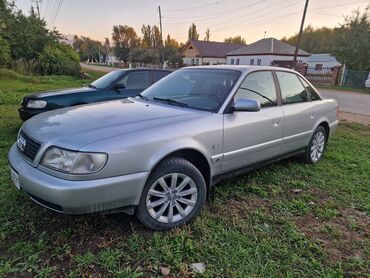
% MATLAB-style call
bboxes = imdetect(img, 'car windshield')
[90,70,126,89]
[142,69,241,112]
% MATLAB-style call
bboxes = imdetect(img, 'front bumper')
[18,107,44,121]
[8,144,149,214]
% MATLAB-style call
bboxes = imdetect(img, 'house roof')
[183,40,245,58]
[308,54,341,64]
[227,37,310,56]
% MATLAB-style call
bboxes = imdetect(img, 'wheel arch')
[149,148,212,190]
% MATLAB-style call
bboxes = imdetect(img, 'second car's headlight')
[42,147,107,174]
[26,100,47,108]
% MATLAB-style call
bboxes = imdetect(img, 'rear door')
[222,70,284,172]
[275,71,316,153]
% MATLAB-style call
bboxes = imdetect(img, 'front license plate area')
[10,168,20,190]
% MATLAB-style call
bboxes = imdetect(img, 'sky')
[14,0,370,44]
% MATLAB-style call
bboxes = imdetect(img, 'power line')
[163,0,228,12]
[163,0,268,20]
[49,0,63,27]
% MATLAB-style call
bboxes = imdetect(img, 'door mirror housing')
[233,99,261,112]
[112,83,126,90]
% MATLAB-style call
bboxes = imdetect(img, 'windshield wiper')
[153,97,189,108]
[137,93,149,101]
[86,84,97,89]
[239,87,275,104]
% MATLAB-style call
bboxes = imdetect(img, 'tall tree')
[165,34,179,48]
[204,27,211,41]
[141,24,152,48]
[224,36,246,44]
[111,25,140,61]
[151,25,161,49]
[333,7,369,71]
[188,23,199,40]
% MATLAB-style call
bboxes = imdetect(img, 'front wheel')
[303,126,327,164]
[137,158,207,230]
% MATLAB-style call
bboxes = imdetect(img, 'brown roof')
[227,37,310,56]
[183,40,245,58]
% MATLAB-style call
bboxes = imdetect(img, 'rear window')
[299,76,321,101]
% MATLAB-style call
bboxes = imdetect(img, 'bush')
[35,43,80,76]
[0,37,11,65]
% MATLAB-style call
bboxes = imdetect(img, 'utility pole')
[32,0,42,19]
[158,6,164,68]
[292,0,309,70]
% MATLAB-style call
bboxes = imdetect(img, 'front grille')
[18,131,41,161]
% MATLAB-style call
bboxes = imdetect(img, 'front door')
[109,71,152,99]
[222,70,284,173]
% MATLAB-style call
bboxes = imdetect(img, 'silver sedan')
[8,66,338,230]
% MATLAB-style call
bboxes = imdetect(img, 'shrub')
[0,37,11,65]
[35,43,80,76]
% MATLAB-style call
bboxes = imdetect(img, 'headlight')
[26,100,47,108]
[42,147,107,174]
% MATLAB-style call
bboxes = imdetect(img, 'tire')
[137,157,207,230]
[303,126,327,164]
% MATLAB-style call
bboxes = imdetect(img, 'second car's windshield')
[90,70,126,89]
[142,69,241,112]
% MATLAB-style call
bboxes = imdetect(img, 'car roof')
[181,65,299,74]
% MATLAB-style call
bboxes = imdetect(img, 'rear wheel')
[303,126,327,164]
[137,158,206,230]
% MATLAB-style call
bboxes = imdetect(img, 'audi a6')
[9,66,338,230]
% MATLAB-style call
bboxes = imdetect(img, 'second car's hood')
[28,87,96,99]
[22,98,206,150]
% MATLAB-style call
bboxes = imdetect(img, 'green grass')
[0,69,369,277]
[316,84,370,94]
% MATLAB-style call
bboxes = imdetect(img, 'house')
[226,37,310,67]
[180,40,245,66]
[307,54,341,73]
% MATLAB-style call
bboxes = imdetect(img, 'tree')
[111,25,140,62]
[141,25,152,48]
[333,7,370,71]
[224,36,246,44]
[131,47,159,64]
[0,37,10,65]
[281,25,335,54]
[73,35,102,62]
[151,25,161,49]
[204,28,211,41]
[165,34,179,49]
[188,23,199,40]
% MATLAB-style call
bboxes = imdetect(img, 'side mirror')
[112,83,126,90]
[233,99,261,112]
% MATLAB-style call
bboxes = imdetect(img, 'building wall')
[226,55,308,66]
[183,57,226,66]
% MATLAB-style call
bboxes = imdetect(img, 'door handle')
[273,118,281,127]
[310,115,315,120]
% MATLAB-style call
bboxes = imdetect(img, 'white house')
[307,54,341,73]
[226,37,310,67]
[180,40,245,66]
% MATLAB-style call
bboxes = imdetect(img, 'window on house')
[196,59,199,65]
[315,64,323,71]
[250,59,254,65]
[236,59,240,65]
[231,59,234,65]
[257,59,261,66]
[298,60,302,64]
[191,59,195,65]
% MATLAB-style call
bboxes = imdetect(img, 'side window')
[153,71,169,83]
[234,71,277,108]
[276,71,309,104]
[299,76,321,101]
[117,72,151,89]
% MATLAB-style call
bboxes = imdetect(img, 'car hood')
[22,99,206,150]
[27,87,97,99]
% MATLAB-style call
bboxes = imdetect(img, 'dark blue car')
[19,68,172,120]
